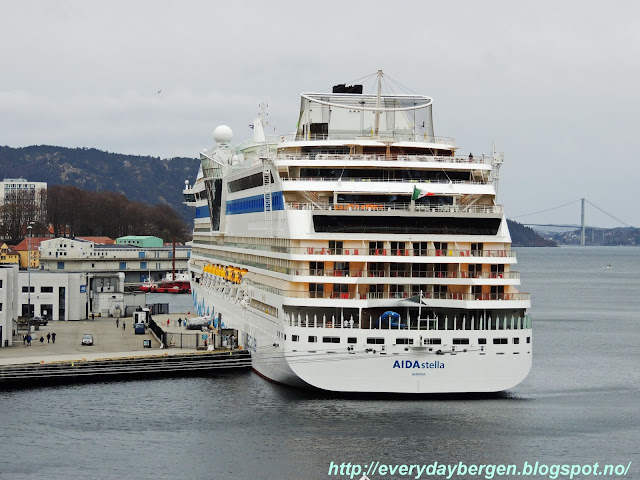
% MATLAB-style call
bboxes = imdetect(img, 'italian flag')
[412,186,434,201]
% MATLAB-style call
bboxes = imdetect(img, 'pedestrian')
[51,332,56,344]
[178,318,182,327]
[116,318,119,328]
[23,333,27,345]
[91,313,95,321]
[27,334,32,346]
[122,321,125,331]
[40,336,44,345]
[47,332,51,343]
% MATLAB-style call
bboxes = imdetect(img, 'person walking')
[40,336,44,345]
[23,333,27,345]
[27,334,32,346]
[116,318,119,328]
[47,332,51,343]
[51,332,56,344]
[122,321,125,331]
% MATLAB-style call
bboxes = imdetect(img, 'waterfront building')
[0,264,19,347]
[18,270,88,321]
[116,236,163,248]
[13,237,49,269]
[39,237,190,283]
[0,244,20,266]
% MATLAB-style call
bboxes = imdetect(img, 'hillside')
[0,145,200,223]
[507,219,557,247]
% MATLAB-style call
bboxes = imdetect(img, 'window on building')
[40,286,53,293]
[119,262,126,270]
[138,252,145,258]
[513,338,520,344]
[140,261,147,270]
[22,286,35,293]
[322,337,340,343]
[291,335,299,342]
[347,337,357,344]
[366,337,385,344]
[493,338,508,344]
[453,338,470,345]
[308,336,317,343]
[396,338,414,345]
[0,279,3,288]
[478,338,487,344]
[57,262,64,269]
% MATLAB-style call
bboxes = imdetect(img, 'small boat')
[140,272,191,294]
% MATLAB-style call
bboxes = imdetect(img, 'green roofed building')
[116,236,163,248]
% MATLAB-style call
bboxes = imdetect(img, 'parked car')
[32,316,48,326]
[81,334,94,346]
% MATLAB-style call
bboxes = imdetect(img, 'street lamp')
[27,222,34,335]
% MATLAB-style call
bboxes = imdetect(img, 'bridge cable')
[509,199,581,219]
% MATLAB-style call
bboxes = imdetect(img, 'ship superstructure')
[184,71,531,393]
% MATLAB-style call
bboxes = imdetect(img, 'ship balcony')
[289,269,520,282]
[285,201,502,215]
[275,152,486,166]
[279,132,456,145]
[292,246,516,258]
[285,312,533,332]
[280,290,529,302]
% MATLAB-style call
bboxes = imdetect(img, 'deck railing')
[285,312,533,331]
[285,201,503,215]
[275,153,480,164]
[287,269,520,279]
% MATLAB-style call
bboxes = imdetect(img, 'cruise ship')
[184,71,532,393]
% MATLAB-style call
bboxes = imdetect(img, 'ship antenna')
[374,69,383,138]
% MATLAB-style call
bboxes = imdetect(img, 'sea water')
[0,247,638,479]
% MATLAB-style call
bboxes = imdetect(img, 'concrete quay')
[0,314,250,387]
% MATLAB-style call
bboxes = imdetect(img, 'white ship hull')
[192,283,532,393]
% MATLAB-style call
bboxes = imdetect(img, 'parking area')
[0,313,197,365]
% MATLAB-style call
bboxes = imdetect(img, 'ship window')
[292,335,299,342]
[478,338,487,344]
[493,338,508,344]
[347,337,357,344]
[309,283,324,298]
[308,336,317,343]
[366,337,385,345]
[322,337,340,343]
[396,338,414,345]
[453,338,470,345]
[513,337,520,344]
[424,338,441,345]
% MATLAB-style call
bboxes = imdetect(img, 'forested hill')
[0,145,200,222]
[507,219,557,247]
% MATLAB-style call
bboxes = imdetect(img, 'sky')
[2,1,640,228]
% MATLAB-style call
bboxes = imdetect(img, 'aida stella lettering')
[393,360,445,369]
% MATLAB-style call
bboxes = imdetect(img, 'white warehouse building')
[39,238,190,284]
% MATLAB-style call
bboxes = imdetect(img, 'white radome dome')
[213,125,233,144]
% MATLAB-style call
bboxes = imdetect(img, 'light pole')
[27,222,34,335]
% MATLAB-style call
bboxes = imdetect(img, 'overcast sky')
[2,1,639,227]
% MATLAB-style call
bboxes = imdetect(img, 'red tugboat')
[139,272,191,294]
[139,240,191,294]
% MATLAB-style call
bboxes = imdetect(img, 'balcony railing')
[286,201,503,215]
[275,153,481,164]
[278,290,530,301]
[289,269,520,279]
[286,312,533,331]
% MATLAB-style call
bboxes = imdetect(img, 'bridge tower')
[581,198,586,246]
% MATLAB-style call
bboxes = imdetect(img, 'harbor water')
[0,247,638,479]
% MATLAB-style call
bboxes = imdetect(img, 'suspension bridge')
[509,198,634,246]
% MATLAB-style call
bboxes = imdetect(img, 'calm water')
[1,247,639,480]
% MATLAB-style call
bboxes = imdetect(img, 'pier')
[0,314,250,388]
